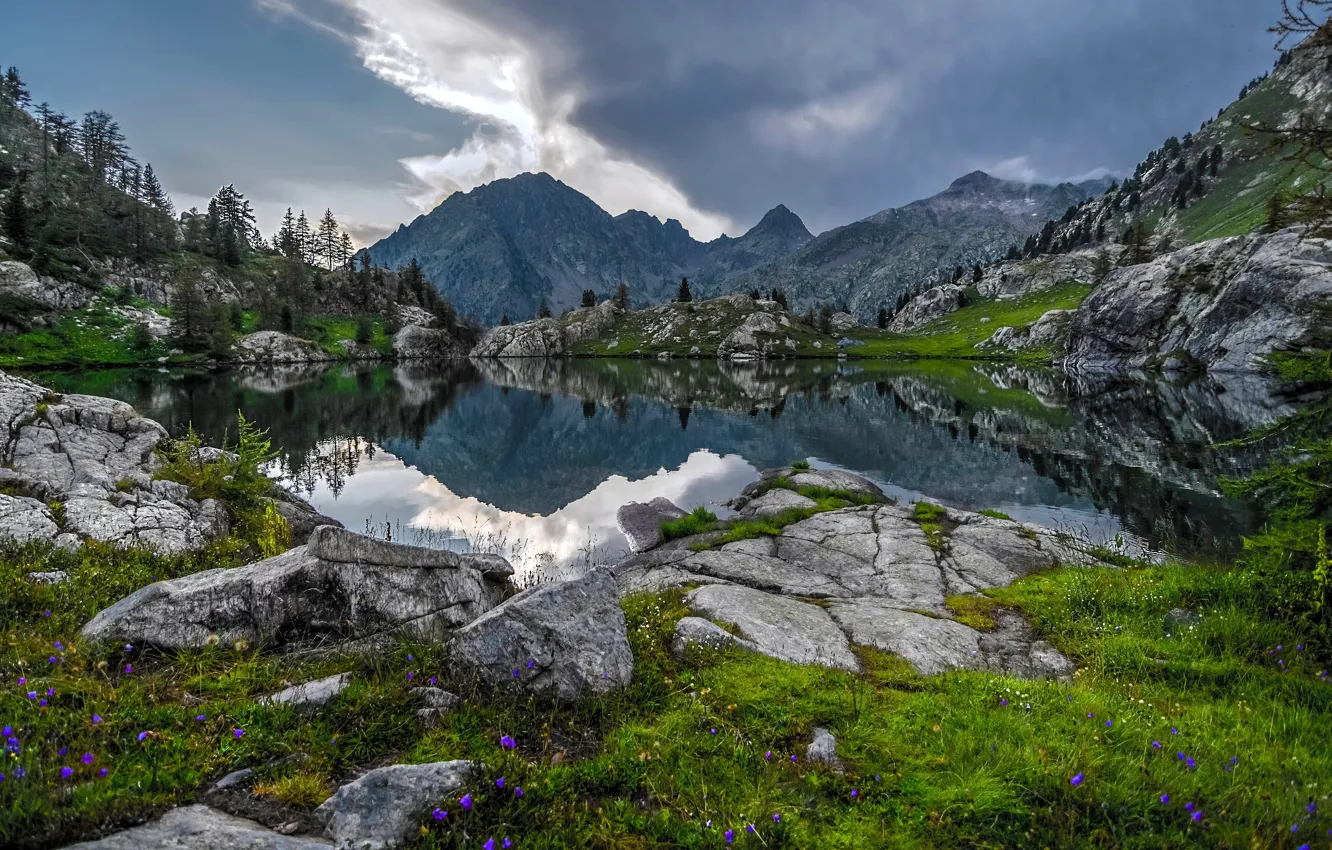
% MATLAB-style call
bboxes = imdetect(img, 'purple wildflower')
[57,747,67,756]
[60,767,73,779]
[773,813,781,823]
[1070,773,1084,786]
[429,676,437,685]
[48,656,56,664]
[512,669,519,678]
[851,789,859,798]
[38,699,47,707]
[124,664,133,674]
[1177,752,1186,761]
[137,731,148,742]
[500,735,516,749]
[791,754,797,762]
[1184,802,1194,812]
[407,654,413,661]
[1191,811,1202,823]
[97,768,107,778]
[460,793,473,811]
[432,808,446,820]
[765,750,773,760]
[92,715,101,724]
[1160,794,1170,804]
[13,767,23,778]
[710,728,717,735]
[1170,727,1178,735]
[484,839,495,850]
[503,839,512,849]
[1292,824,1299,833]
[81,753,93,765]
[1001,698,1007,706]
[725,829,734,845]
[1087,712,1093,719]
[1186,757,1196,769]
[1308,803,1317,814]
[124,644,132,652]
[195,714,206,722]
[1,726,8,736]
[25,692,35,700]
[514,787,524,798]
[16,677,25,686]
[406,672,414,681]
[233,728,245,739]
[497,777,505,789]
[527,659,535,669]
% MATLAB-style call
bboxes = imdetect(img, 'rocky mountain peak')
[947,171,1005,192]
[748,204,814,242]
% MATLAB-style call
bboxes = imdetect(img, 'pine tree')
[677,277,693,303]
[770,288,788,309]
[339,232,354,269]
[818,304,833,334]
[140,165,172,214]
[614,282,629,310]
[1266,192,1288,233]
[3,67,30,108]
[1124,220,1153,266]
[315,209,340,270]
[971,264,983,283]
[169,273,211,353]
[2,176,28,249]
[280,304,295,334]
[951,265,964,283]
[500,314,511,326]
[355,315,374,345]
[580,289,597,308]
[538,297,552,319]
[876,307,889,329]
[295,211,313,265]
[276,208,298,258]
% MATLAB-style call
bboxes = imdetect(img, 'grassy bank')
[1,532,1328,848]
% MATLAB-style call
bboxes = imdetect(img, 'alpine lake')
[36,358,1276,583]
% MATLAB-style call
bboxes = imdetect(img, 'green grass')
[0,300,177,369]
[660,506,720,541]
[2,528,1330,848]
[300,316,396,358]
[980,509,1014,521]
[857,283,1093,363]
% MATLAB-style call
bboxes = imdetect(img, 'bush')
[660,506,718,540]
[354,315,374,345]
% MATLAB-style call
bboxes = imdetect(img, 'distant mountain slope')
[366,168,1095,324]
[708,172,1107,317]
[365,173,814,323]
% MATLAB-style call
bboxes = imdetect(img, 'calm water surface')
[40,359,1280,581]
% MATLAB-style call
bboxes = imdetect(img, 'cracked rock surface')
[80,526,513,652]
[0,370,329,554]
[616,467,1094,678]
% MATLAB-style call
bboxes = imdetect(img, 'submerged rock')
[80,526,512,651]
[449,567,633,699]
[62,804,330,849]
[616,497,687,553]
[315,760,475,850]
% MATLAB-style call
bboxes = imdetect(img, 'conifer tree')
[677,277,693,302]
[276,208,298,258]
[971,264,983,283]
[614,282,629,310]
[580,289,597,308]
[538,297,552,319]
[500,314,510,326]
[2,176,28,250]
[140,165,172,215]
[1266,192,1289,232]
[295,211,313,265]
[339,232,354,269]
[315,209,340,270]
[876,307,889,329]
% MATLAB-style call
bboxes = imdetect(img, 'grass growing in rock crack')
[2,541,1331,847]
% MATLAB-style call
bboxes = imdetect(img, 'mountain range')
[366,170,1111,323]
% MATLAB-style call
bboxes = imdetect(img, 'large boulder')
[887,284,966,333]
[62,805,330,850]
[233,331,335,364]
[314,760,475,850]
[449,567,633,699]
[977,248,1122,300]
[0,260,98,312]
[471,318,568,358]
[1065,228,1332,374]
[616,497,687,553]
[392,324,468,359]
[717,312,784,360]
[80,526,513,651]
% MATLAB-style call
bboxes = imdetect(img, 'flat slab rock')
[62,804,331,849]
[616,498,1094,679]
[80,525,513,651]
[260,673,353,710]
[315,760,475,850]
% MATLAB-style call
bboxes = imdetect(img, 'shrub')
[660,506,718,541]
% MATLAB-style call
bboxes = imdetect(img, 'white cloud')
[984,155,1122,186]
[264,0,735,240]
[751,78,902,157]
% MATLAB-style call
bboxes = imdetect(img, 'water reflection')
[38,358,1280,575]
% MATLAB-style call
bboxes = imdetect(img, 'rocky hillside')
[365,173,814,324]
[714,172,1108,318]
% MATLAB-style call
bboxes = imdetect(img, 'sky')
[2,1,1280,245]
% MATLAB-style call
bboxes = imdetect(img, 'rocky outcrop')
[1064,228,1332,374]
[471,302,622,358]
[0,371,240,554]
[616,497,688,553]
[717,312,787,359]
[392,324,468,360]
[0,260,99,312]
[727,467,888,513]
[888,284,966,333]
[977,309,1073,356]
[315,760,475,850]
[471,318,568,358]
[618,479,1096,679]
[448,567,633,699]
[977,248,1121,300]
[80,525,513,651]
[233,331,336,364]
[63,805,331,850]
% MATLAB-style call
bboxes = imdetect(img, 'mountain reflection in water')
[39,358,1281,580]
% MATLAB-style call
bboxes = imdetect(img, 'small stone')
[211,768,254,791]
[260,673,352,711]
[315,760,475,850]
[26,570,69,585]
[410,687,460,709]
[807,728,841,769]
